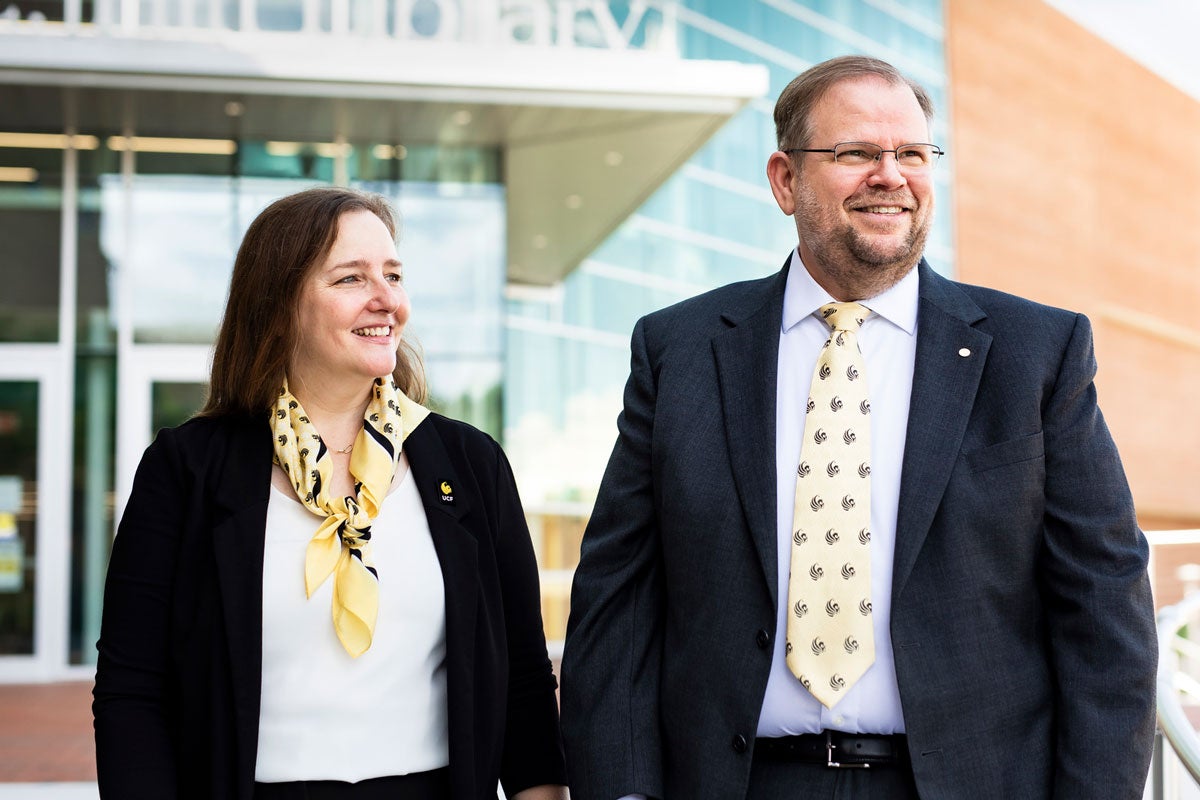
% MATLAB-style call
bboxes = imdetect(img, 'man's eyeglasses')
[785,142,945,171]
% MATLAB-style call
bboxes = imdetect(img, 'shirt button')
[731,734,748,753]
[833,715,845,726]
[756,628,771,649]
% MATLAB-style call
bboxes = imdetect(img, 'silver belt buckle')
[826,730,870,769]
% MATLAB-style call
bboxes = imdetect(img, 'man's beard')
[796,187,931,300]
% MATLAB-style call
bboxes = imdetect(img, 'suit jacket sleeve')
[561,317,665,800]
[93,429,185,799]
[1041,314,1157,798]
[491,440,570,795]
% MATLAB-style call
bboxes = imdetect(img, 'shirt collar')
[781,247,919,336]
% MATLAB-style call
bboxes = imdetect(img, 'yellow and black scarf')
[271,376,429,657]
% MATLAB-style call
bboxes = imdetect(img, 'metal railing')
[1155,587,1200,798]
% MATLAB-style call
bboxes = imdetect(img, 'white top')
[255,464,450,782]
[758,250,918,736]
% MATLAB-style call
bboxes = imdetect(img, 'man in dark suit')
[560,55,1157,800]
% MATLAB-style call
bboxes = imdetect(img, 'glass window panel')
[0,147,62,343]
[239,141,338,181]
[100,174,323,344]
[0,381,39,656]
[70,345,115,665]
[151,382,207,434]
[77,146,122,348]
[392,145,502,184]
[131,150,237,178]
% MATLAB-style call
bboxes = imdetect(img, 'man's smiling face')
[788,75,934,299]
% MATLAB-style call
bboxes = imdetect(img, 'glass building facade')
[0,0,949,678]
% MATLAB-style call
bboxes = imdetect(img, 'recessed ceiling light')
[107,136,237,155]
[0,132,99,150]
[604,150,623,166]
[532,234,549,249]
[0,167,37,182]
[266,141,353,158]
[565,194,583,209]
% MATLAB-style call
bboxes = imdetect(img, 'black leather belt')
[754,731,909,768]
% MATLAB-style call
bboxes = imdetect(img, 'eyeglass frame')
[783,141,946,169]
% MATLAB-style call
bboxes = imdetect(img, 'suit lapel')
[711,263,788,606]
[892,263,990,602]
[401,418,480,800]
[207,416,273,800]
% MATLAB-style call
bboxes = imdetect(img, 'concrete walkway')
[0,681,97,798]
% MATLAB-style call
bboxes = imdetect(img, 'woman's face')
[289,209,410,397]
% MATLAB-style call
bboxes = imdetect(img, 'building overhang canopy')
[0,29,769,285]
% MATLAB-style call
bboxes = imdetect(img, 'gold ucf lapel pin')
[439,481,455,504]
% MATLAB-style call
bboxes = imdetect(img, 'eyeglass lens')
[832,143,940,169]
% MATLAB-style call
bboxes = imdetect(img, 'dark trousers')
[748,754,920,799]
[253,768,450,800]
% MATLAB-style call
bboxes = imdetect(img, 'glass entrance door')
[0,346,71,679]
[113,345,210,521]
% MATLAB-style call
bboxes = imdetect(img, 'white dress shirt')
[757,250,918,735]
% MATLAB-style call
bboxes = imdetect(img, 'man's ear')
[766,151,799,216]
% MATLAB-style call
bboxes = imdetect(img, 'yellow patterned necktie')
[786,302,875,708]
[271,376,429,657]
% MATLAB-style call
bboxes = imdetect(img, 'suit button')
[732,734,748,753]
[756,628,771,649]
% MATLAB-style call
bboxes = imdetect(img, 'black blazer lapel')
[207,416,273,800]
[892,263,991,602]
[402,420,480,800]
[711,262,789,607]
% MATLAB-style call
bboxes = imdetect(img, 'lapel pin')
[957,348,971,357]
[438,480,455,504]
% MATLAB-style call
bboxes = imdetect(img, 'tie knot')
[819,302,870,333]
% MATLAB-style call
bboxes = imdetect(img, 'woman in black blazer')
[93,187,568,800]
